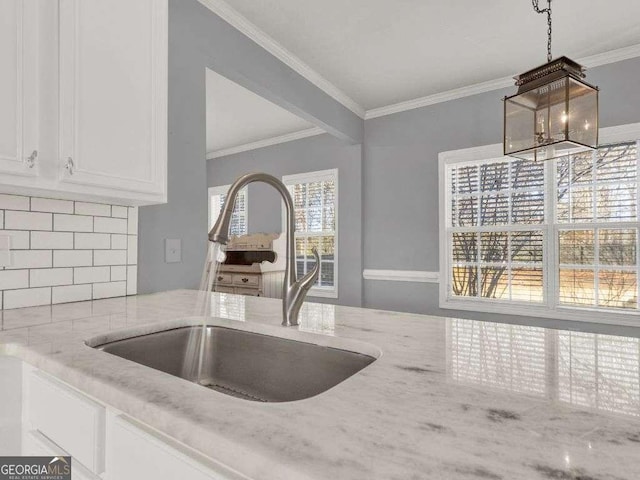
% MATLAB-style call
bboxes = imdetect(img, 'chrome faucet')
[208,172,320,327]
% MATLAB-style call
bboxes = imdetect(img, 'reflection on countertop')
[448,318,640,417]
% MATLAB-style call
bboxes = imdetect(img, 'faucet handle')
[299,247,320,286]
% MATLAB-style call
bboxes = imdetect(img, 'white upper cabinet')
[0,0,167,206]
[0,0,39,178]
[58,0,167,204]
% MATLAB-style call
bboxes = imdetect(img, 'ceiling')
[206,68,316,155]
[222,0,640,110]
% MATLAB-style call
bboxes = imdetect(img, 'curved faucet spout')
[208,172,319,326]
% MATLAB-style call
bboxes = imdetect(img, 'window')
[208,185,247,236]
[283,169,338,298]
[439,125,640,324]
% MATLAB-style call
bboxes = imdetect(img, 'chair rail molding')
[363,269,439,283]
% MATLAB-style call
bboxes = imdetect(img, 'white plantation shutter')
[448,157,546,303]
[556,143,638,310]
[208,185,247,236]
[442,130,640,322]
[284,169,338,298]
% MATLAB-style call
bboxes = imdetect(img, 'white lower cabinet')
[22,430,100,480]
[26,370,105,474]
[16,362,242,480]
[107,415,235,480]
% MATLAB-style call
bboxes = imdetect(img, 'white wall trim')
[197,0,365,118]
[366,43,640,120]
[365,77,514,120]
[363,269,439,283]
[206,127,325,160]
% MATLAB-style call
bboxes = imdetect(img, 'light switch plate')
[165,238,181,263]
[0,235,10,267]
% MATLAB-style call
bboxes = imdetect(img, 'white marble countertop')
[1,289,640,480]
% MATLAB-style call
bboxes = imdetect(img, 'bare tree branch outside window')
[448,142,638,311]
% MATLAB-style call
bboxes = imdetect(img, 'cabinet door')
[0,0,39,177]
[108,416,237,480]
[58,0,167,199]
[23,430,100,480]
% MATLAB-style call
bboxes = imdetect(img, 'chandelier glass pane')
[504,58,598,162]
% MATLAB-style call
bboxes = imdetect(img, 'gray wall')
[207,133,363,307]
[138,0,362,294]
[362,56,640,324]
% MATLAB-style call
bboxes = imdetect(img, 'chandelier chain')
[531,0,552,62]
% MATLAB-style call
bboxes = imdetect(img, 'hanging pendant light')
[504,0,599,162]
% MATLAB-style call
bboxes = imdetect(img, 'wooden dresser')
[213,233,285,297]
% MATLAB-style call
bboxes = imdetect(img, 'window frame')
[208,184,248,234]
[282,168,339,299]
[439,123,640,326]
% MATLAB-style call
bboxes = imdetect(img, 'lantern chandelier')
[504,0,599,162]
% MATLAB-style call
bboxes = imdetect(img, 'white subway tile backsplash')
[94,250,126,266]
[75,202,111,217]
[127,236,138,264]
[127,207,138,234]
[4,287,51,309]
[93,281,126,300]
[31,197,74,214]
[53,250,93,267]
[112,206,128,218]
[31,231,74,250]
[0,194,30,211]
[54,214,93,232]
[94,217,127,234]
[7,250,52,269]
[1,230,30,249]
[5,211,52,231]
[111,266,127,281]
[0,196,136,310]
[52,284,92,304]
[75,233,110,250]
[74,266,110,284]
[127,266,137,295]
[111,234,127,250]
[0,270,29,290]
[30,268,73,287]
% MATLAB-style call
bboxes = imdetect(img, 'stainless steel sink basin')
[93,325,376,402]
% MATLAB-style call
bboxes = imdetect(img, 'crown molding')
[579,43,640,68]
[207,127,325,159]
[363,269,439,283]
[198,0,365,119]
[364,76,513,120]
[195,2,640,125]
[365,43,640,120]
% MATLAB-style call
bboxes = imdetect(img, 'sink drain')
[198,380,268,402]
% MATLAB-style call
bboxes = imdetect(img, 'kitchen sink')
[92,324,377,402]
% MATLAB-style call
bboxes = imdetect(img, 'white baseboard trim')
[363,269,439,283]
